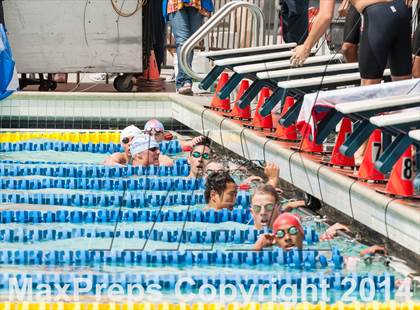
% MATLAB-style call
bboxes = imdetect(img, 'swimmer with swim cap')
[143,119,174,166]
[254,212,388,261]
[130,134,160,167]
[254,212,304,251]
[104,125,141,166]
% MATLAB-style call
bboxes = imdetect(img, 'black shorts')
[280,0,309,45]
[413,25,420,57]
[343,5,361,44]
[359,0,412,79]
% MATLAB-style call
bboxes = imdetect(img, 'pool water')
[0,139,416,304]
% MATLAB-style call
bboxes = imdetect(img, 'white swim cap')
[120,125,141,143]
[130,134,160,156]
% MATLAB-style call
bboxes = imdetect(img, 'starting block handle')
[382,132,392,152]
[218,73,243,99]
[237,80,265,109]
[279,96,303,127]
[340,120,376,156]
[315,110,343,144]
[375,134,412,173]
[199,66,225,90]
[259,88,285,117]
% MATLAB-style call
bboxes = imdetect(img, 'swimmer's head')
[272,213,304,250]
[251,184,281,230]
[144,119,165,143]
[130,134,160,166]
[204,171,237,211]
[204,160,225,178]
[188,137,212,178]
[120,125,142,157]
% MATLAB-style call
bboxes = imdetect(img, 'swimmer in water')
[104,125,141,166]
[130,134,161,167]
[204,171,238,211]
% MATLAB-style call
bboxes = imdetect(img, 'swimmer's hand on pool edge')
[320,222,351,241]
[359,245,387,257]
[282,200,306,212]
[253,233,275,251]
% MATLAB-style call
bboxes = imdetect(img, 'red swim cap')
[239,183,251,190]
[273,213,304,235]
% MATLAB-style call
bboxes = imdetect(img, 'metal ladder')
[179,1,265,81]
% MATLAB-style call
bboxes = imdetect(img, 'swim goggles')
[146,128,164,134]
[275,226,299,239]
[121,137,133,144]
[205,169,225,177]
[191,151,210,160]
[251,203,276,213]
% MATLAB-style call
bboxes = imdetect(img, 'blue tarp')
[0,24,18,100]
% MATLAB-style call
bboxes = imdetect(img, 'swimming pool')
[0,92,419,307]
[0,135,417,306]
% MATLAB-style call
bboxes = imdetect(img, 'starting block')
[222,54,341,103]
[334,94,420,157]
[279,70,391,129]
[199,44,298,91]
[370,111,420,173]
[257,62,360,117]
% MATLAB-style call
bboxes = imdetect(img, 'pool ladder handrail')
[179,1,265,81]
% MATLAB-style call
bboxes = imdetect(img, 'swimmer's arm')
[159,154,174,167]
[343,245,387,270]
[320,222,350,241]
[253,234,275,251]
[103,153,124,166]
[282,200,306,212]
[264,163,280,188]
[359,245,387,257]
[180,136,205,150]
[293,0,335,59]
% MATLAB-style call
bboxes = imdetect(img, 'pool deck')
[1,91,419,257]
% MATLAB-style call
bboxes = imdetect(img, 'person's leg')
[168,9,191,90]
[341,5,361,63]
[413,56,420,78]
[388,0,412,82]
[280,0,290,43]
[356,2,393,162]
[342,43,358,63]
[358,2,395,84]
[152,0,165,73]
[184,7,203,82]
[411,25,420,78]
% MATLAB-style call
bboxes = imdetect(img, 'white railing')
[179,1,265,81]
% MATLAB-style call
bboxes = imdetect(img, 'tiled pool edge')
[170,93,420,256]
[1,91,419,256]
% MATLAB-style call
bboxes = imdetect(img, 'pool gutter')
[1,92,419,256]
